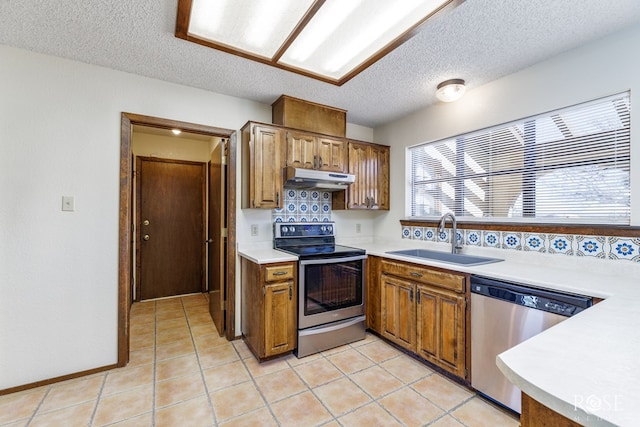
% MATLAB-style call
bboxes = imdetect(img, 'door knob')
[206,238,213,243]
[143,234,150,241]
[143,219,150,226]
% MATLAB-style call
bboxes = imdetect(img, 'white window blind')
[409,92,631,224]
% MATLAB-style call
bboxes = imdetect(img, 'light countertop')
[239,237,640,426]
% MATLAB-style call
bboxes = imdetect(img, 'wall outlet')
[356,223,361,233]
[250,224,259,236]
[62,196,75,212]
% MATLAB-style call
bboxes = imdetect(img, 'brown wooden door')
[264,280,296,357]
[417,285,466,378]
[208,140,225,335]
[369,144,390,210]
[138,157,205,300]
[252,125,284,208]
[347,142,370,209]
[317,136,347,172]
[286,130,316,170]
[381,275,416,351]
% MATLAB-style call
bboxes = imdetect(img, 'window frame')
[407,92,632,228]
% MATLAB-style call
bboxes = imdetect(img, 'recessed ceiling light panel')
[177,0,462,85]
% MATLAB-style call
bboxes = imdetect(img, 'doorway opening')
[118,113,237,366]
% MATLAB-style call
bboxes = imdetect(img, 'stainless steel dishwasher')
[471,275,592,414]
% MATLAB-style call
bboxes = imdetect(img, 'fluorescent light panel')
[185,0,452,82]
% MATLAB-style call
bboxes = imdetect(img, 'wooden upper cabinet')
[317,136,347,172]
[285,130,316,170]
[336,141,389,210]
[285,131,347,172]
[241,122,285,209]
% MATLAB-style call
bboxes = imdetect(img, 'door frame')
[118,112,237,366]
[135,156,207,301]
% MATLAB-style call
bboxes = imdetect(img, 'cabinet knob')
[143,234,150,241]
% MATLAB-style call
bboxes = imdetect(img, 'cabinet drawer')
[381,260,465,293]
[264,264,294,282]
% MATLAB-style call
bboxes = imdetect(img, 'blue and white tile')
[310,190,320,201]
[285,202,297,214]
[412,227,423,240]
[286,216,297,222]
[437,229,450,243]
[285,189,297,201]
[576,236,606,259]
[310,203,320,214]
[548,235,574,255]
[423,228,436,242]
[483,231,500,248]
[454,230,464,246]
[299,217,309,223]
[299,190,309,200]
[299,202,309,214]
[608,237,640,262]
[465,230,481,246]
[273,215,284,223]
[311,217,320,222]
[402,226,412,239]
[501,232,522,250]
[523,233,546,253]
[322,203,331,214]
[322,215,331,222]
[322,192,331,201]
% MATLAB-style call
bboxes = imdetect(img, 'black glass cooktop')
[276,244,365,260]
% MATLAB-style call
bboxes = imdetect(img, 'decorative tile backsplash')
[272,189,332,223]
[401,226,640,263]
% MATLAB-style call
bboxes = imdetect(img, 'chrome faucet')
[438,212,462,254]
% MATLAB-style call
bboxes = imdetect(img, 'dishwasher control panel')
[471,276,592,317]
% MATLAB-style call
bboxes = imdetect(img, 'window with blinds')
[409,92,631,224]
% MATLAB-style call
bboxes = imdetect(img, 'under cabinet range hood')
[284,167,355,191]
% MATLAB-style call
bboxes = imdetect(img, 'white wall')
[374,23,640,238]
[0,44,271,390]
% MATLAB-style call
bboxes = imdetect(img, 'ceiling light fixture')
[171,129,182,135]
[436,79,466,102]
[176,0,463,86]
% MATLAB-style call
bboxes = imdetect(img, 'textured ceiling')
[2,0,640,128]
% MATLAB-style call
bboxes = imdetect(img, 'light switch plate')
[250,224,259,236]
[62,196,75,211]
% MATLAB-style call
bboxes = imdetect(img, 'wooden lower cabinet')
[378,259,469,381]
[382,275,416,351]
[521,393,582,427]
[416,286,466,379]
[241,258,297,360]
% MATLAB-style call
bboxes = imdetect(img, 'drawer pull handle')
[273,271,288,276]
[410,272,423,278]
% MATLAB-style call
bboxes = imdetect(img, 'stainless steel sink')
[386,249,503,266]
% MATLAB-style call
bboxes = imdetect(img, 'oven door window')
[303,259,363,316]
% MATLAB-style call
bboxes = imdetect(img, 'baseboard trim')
[0,364,118,396]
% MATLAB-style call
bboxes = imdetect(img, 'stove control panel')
[275,222,335,238]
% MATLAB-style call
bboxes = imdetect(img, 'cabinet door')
[264,280,296,357]
[347,142,370,209]
[381,274,416,351]
[317,137,347,172]
[416,285,466,378]
[286,131,316,170]
[369,144,389,210]
[252,125,284,208]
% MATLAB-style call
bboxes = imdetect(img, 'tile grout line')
[87,371,108,426]
[23,384,51,426]
[183,295,218,427]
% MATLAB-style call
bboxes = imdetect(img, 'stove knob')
[327,225,333,233]
[290,226,295,233]
[282,226,288,233]
[321,226,326,232]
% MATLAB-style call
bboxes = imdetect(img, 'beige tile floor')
[0,293,520,427]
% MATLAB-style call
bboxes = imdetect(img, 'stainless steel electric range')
[274,222,367,357]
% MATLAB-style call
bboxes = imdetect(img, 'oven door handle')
[299,255,367,266]
[298,315,366,336]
